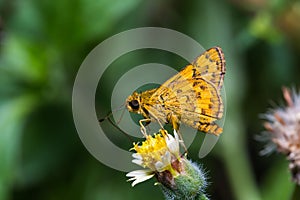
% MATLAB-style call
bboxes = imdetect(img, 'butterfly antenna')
[98,111,113,122]
[116,107,126,125]
[107,116,133,143]
[98,103,126,122]
[98,104,132,142]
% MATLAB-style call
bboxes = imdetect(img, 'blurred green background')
[1,0,300,199]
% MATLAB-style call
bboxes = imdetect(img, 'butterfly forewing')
[193,47,226,90]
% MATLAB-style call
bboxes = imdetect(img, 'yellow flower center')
[133,130,178,173]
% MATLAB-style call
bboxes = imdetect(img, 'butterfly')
[126,47,226,135]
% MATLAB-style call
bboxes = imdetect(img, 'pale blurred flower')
[262,87,300,185]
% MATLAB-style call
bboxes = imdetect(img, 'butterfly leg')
[150,115,165,130]
[169,114,188,154]
[139,118,152,137]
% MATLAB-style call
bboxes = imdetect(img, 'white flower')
[126,129,181,186]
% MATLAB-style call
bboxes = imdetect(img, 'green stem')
[220,117,261,200]
[291,184,300,200]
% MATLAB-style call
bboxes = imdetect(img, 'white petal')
[132,159,144,166]
[132,153,142,160]
[131,174,155,186]
[154,161,165,172]
[154,152,171,172]
[166,132,179,155]
[173,130,180,142]
[126,169,152,177]
[126,169,155,187]
[166,134,175,145]
[162,151,171,165]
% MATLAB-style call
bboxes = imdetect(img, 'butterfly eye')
[129,100,140,110]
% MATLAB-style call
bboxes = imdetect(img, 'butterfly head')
[126,92,141,113]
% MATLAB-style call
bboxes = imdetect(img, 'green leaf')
[0,95,37,199]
